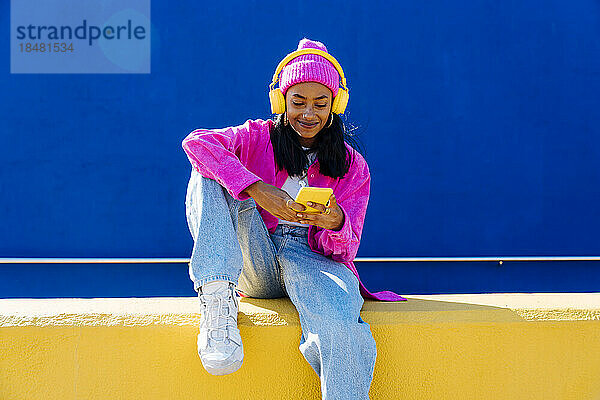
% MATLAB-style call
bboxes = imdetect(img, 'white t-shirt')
[279,146,317,228]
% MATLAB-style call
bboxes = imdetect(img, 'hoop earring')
[283,112,289,126]
[326,113,333,128]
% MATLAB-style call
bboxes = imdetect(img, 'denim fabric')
[185,169,377,400]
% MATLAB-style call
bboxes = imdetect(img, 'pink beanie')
[278,38,340,98]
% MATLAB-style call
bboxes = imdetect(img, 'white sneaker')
[197,280,243,375]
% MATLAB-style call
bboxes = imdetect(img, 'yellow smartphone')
[295,187,333,214]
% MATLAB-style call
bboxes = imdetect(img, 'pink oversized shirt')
[182,118,407,302]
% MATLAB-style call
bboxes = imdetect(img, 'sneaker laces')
[199,284,239,346]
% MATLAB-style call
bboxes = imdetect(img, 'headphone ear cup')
[331,88,349,114]
[269,88,286,114]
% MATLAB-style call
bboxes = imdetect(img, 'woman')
[182,38,406,398]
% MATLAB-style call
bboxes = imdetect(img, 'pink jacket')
[182,118,407,302]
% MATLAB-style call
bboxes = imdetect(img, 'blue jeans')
[185,169,377,400]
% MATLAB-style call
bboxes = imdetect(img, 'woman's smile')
[299,120,318,129]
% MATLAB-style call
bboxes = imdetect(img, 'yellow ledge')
[1,293,600,400]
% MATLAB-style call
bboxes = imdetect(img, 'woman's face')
[285,82,333,147]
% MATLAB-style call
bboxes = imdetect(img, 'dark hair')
[269,113,366,179]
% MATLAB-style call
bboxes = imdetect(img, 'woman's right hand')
[243,181,306,222]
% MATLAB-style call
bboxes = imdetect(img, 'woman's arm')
[181,120,264,201]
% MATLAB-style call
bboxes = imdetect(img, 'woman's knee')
[195,172,226,196]
[187,171,222,206]
[296,289,364,328]
[189,171,246,211]
[291,273,364,323]
[301,313,376,362]
[199,175,256,214]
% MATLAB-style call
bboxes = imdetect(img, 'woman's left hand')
[292,194,345,231]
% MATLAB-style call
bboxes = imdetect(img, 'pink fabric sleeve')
[181,120,264,201]
[309,151,370,263]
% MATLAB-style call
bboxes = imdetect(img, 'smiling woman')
[181,37,405,396]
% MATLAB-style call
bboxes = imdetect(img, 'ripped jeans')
[185,169,377,400]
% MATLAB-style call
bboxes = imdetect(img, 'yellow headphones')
[269,48,349,115]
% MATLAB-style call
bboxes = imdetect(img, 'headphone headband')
[269,48,348,92]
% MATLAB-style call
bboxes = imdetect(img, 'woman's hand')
[243,181,344,230]
[243,181,306,223]
[292,194,344,231]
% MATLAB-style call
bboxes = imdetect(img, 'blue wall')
[2,1,599,297]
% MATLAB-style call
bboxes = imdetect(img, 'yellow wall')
[2,294,600,399]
